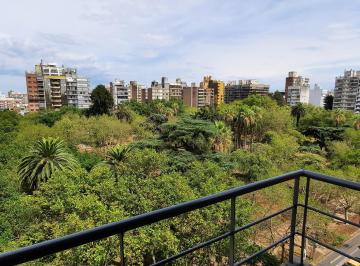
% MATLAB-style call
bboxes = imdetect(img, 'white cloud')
[0,0,359,92]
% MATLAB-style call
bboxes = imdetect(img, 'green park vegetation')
[0,85,359,265]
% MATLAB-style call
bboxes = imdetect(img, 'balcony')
[0,170,358,266]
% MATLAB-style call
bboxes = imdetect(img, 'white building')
[309,84,325,107]
[110,80,129,105]
[285,71,310,105]
[287,85,310,106]
[333,70,360,112]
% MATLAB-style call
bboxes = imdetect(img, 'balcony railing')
[0,170,359,265]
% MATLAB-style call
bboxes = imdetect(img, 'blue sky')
[0,0,359,93]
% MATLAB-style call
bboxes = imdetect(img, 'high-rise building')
[333,70,360,112]
[110,80,129,105]
[26,62,91,111]
[169,78,186,100]
[285,71,309,104]
[200,76,224,106]
[309,84,327,107]
[151,81,164,100]
[284,72,310,106]
[129,81,143,102]
[182,83,199,108]
[224,80,270,103]
[65,69,91,109]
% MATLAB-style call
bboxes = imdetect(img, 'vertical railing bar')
[229,197,236,266]
[119,232,125,266]
[289,176,300,264]
[300,177,310,265]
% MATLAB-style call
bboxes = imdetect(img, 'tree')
[116,104,135,123]
[18,137,78,192]
[103,145,131,177]
[88,85,114,116]
[213,121,233,153]
[234,106,256,149]
[333,109,346,127]
[324,95,333,110]
[291,103,306,127]
[270,90,285,106]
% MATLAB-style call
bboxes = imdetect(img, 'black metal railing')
[0,169,359,265]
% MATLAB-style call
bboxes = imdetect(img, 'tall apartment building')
[333,70,360,112]
[182,83,200,108]
[110,80,129,105]
[309,84,325,107]
[169,78,186,100]
[65,69,91,109]
[129,81,143,102]
[224,80,270,103]
[285,71,309,104]
[25,62,91,111]
[284,72,310,106]
[200,76,224,106]
[150,81,164,100]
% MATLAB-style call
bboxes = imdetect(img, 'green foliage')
[73,151,103,171]
[33,106,83,127]
[18,137,78,192]
[303,126,344,150]
[0,110,19,143]
[291,103,306,127]
[88,85,114,116]
[1,94,359,265]
[160,118,218,154]
[324,95,333,110]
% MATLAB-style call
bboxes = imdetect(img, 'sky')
[0,0,359,94]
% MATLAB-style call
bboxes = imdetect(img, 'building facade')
[284,72,310,105]
[224,80,270,103]
[309,84,328,107]
[110,80,129,106]
[26,62,91,111]
[285,71,309,104]
[333,70,360,112]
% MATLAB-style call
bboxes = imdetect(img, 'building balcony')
[0,170,358,266]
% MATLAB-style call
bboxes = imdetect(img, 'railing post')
[119,232,125,266]
[300,177,310,266]
[289,176,300,264]
[229,197,236,266]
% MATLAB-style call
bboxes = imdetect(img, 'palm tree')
[18,137,78,192]
[213,121,233,153]
[234,107,255,149]
[291,103,306,127]
[103,145,131,176]
[333,109,346,127]
[170,102,180,116]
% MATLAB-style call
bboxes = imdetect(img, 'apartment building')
[200,76,224,106]
[26,62,91,111]
[308,84,323,107]
[224,80,270,103]
[284,72,310,105]
[333,70,360,112]
[285,71,310,104]
[182,83,199,108]
[0,91,28,114]
[110,80,129,105]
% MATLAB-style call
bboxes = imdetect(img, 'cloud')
[0,0,360,93]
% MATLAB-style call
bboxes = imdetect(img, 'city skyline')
[0,0,360,93]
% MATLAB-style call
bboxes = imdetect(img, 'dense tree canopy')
[0,95,359,265]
